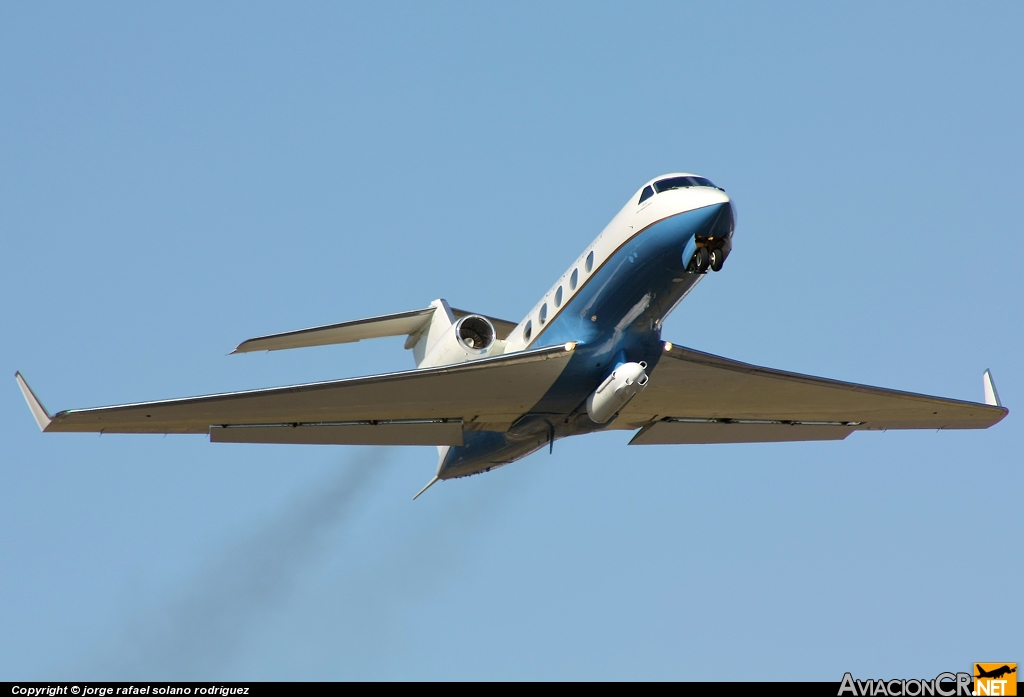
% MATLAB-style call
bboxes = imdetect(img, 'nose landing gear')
[709,247,726,272]
[691,247,710,273]
[687,239,730,274]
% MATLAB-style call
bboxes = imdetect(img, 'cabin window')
[570,268,578,290]
[585,251,594,272]
[524,320,532,341]
[539,303,548,324]
[638,186,654,204]
[554,286,563,307]
[654,176,717,193]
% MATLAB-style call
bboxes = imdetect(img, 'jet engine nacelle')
[586,361,648,424]
[420,314,497,367]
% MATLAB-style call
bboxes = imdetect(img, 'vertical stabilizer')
[413,476,439,500]
[409,299,456,366]
[414,444,451,499]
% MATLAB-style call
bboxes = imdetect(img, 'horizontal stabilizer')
[232,305,518,354]
[232,308,435,353]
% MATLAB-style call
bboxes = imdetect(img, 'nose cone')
[711,200,735,240]
[679,200,734,273]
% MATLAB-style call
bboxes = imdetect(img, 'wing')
[621,343,1008,445]
[16,343,577,445]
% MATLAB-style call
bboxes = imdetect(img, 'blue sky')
[2,2,1021,680]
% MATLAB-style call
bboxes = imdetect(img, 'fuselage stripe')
[523,203,718,350]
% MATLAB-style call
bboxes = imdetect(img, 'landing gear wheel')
[692,247,710,274]
[709,247,725,272]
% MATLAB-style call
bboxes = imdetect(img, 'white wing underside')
[16,341,1005,449]
[619,344,1007,444]
[17,345,577,445]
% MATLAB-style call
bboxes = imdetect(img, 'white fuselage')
[503,175,731,354]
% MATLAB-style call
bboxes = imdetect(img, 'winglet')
[412,475,439,500]
[983,369,1002,408]
[15,372,52,431]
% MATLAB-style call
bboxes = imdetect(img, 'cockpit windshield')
[653,176,718,193]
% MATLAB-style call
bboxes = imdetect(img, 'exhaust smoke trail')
[103,449,391,679]
[260,468,530,679]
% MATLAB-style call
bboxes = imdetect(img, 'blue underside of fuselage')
[439,201,732,479]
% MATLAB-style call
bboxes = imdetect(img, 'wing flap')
[210,420,463,446]
[620,344,1007,431]
[630,419,854,445]
[40,343,576,435]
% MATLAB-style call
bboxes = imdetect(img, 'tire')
[693,247,710,273]
[710,247,725,272]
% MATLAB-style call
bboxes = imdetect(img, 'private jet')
[16,174,1008,498]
